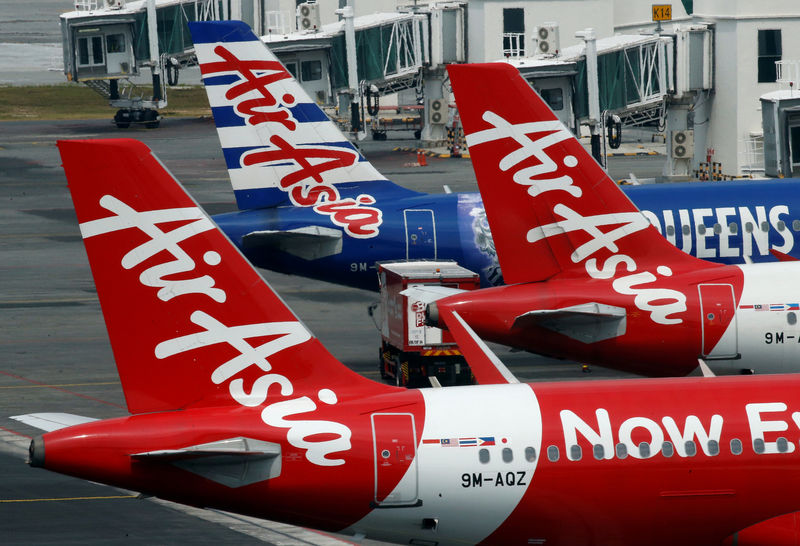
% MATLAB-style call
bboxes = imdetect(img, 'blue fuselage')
[213,179,800,291]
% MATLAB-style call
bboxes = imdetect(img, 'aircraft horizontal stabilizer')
[243,225,343,260]
[133,437,282,488]
[400,285,466,304]
[10,413,98,432]
[442,311,520,385]
[513,303,627,344]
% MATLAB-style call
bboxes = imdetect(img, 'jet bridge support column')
[576,29,603,167]
[421,66,448,145]
[336,0,361,136]
[146,0,162,102]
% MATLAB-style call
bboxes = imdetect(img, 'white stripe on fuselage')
[346,383,541,545]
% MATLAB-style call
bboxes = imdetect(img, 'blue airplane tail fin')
[188,20,417,223]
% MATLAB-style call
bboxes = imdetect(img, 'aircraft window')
[794,219,800,231]
[666,225,675,236]
[697,224,706,235]
[682,224,691,236]
[745,222,754,233]
[788,312,797,325]
[707,439,720,456]
[525,446,537,462]
[778,220,786,231]
[479,448,490,464]
[730,438,743,455]
[502,447,514,463]
[662,441,674,457]
[729,222,738,234]
[570,445,582,461]
[753,438,766,454]
[615,443,628,459]
[761,221,769,232]
[547,445,560,462]
[593,444,605,460]
[684,440,697,457]
[777,437,790,453]
[638,442,651,458]
[713,223,722,234]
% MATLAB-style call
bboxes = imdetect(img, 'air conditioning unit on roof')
[297,2,321,32]
[535,23,560,56]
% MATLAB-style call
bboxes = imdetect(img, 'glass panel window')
[106,33,125,54]
[78,37,90,66]
[284,62,298,79]
[540,88,564,111]
[91,36,104,65]
[758,29,782,83]
[301,59,322,81]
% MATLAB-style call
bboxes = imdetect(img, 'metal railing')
[502,32,525,58]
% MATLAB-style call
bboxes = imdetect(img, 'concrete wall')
[467,0,614,63]
[692,2,800,175]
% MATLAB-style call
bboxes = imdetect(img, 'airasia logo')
[201,45,382,239]
[466,112,687,325]
[80,196,352,466]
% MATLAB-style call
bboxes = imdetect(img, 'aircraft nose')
[28,436,45,468]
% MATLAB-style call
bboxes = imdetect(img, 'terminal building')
[58,0,800,179]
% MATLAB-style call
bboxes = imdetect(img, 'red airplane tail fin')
[58,139,388,415]
[447,63,709,284]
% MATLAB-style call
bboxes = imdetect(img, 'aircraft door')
[404,209,437,260]
[699,283,739,358]
[371,413,420,507]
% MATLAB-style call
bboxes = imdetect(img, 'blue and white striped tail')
[188,21,388,217]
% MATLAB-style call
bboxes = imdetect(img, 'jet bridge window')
[77,35,105,67]
[301,60,322,82]
[540,89,564,111]
[106,33,125,54]
[284,62,298,79]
